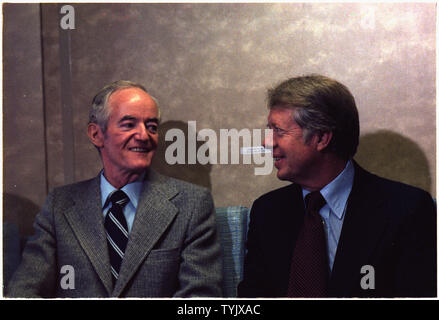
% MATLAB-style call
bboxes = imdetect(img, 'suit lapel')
[329,163,389,297]
[113,171,179,297]
[62,176,113,295]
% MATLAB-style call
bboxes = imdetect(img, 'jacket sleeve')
[173,188,223,297]
[393,191,437,297]
[237,198,268,297]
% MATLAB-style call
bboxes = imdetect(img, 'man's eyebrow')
[146,118,159,124]
[119,115,136,123]
[118,115,159,123]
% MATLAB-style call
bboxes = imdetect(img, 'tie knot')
[305,191,326,213]
[109,190,129,208]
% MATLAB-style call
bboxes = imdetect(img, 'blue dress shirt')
[100,171,145,233]
[302,160,355,272]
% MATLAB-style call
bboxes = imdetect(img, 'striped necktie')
[104,190,130,285]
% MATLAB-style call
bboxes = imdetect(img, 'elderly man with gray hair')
[7,80,222,298]
[238,74,436,298]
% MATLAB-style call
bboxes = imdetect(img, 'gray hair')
[89,80,160,133]
[267,74,359,160]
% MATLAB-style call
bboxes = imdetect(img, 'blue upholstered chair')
[215,206,250,297]
[3,222,22,288]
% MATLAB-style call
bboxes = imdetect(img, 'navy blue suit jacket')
[238,163,436,297]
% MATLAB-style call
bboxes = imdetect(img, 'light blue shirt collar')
[302,160,355,220]
[100,171,145,210]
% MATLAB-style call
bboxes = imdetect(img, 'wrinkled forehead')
[108,87,154,105]
[108,88,158,114]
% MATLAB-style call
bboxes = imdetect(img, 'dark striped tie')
[104,190,130,285]
[288,191,328,297]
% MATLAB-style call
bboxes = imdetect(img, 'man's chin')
[276,169,293,182]
[276,170,287,181]
[132,163,151,173]
[127,161,152,174]
[132,155,154,170]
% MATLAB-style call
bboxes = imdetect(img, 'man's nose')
[263,129,274,149]
[136,124,150,141]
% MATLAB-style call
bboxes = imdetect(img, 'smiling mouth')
[129,147,149,153]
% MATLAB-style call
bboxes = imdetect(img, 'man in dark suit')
[238,75,436,298]
[7,80,222,297]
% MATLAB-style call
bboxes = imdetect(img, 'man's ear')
[316,131,333,152]
[87,123,104,148]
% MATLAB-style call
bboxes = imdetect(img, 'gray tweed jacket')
[6,170,223,297]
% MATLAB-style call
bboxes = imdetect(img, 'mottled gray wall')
[3,3,436,235]
[3,4,46,236]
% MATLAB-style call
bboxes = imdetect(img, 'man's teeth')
[130,147,147,152]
